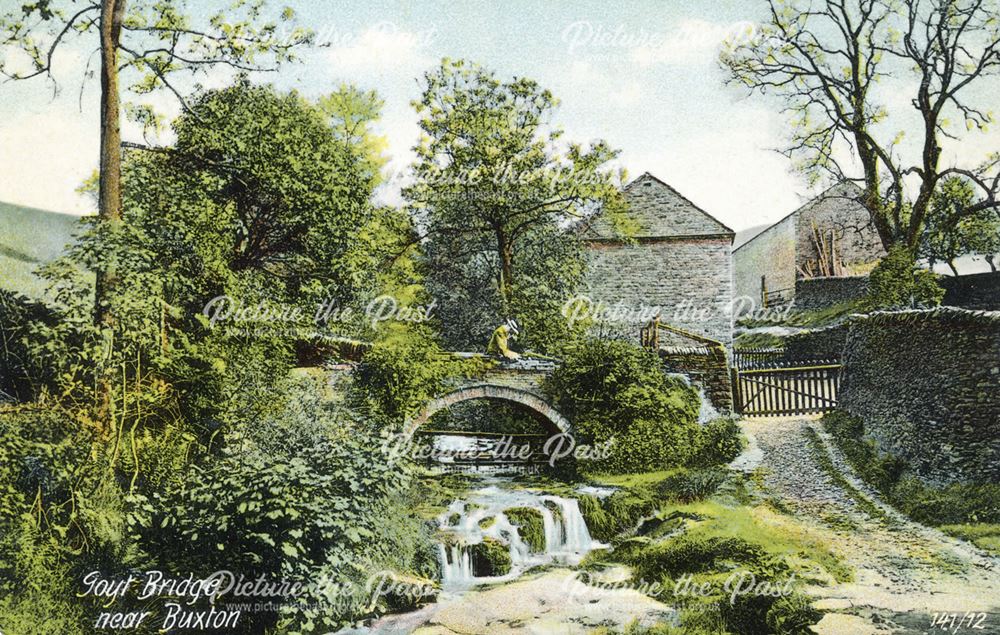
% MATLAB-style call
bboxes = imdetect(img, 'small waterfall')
[436,480,603,589]
[439,543,473,584]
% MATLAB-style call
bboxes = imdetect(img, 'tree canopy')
[721,0,1000,251]
[405,59,628,351]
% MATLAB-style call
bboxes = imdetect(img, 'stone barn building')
[733,181,884,311]
[577,172,735,345]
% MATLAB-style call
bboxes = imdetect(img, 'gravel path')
[744,416,1000,634]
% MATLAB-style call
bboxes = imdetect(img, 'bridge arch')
[404,383,571,437]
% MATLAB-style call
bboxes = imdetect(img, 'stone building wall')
[794,181,884,275]
[839,308,1000,485]
[733,182,883,314]
[583,237,734,345]
[940,271,1000,310]
[794,276,869,310]
[732,215,796,313]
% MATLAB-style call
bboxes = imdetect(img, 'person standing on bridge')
[487,318,521,360]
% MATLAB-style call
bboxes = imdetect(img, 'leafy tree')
[0,0,311,420]
[866,244,944,309]
[921,176,1000,274]
[319,84,390,190]
[721,0,1000,251]
[405,59,628,351]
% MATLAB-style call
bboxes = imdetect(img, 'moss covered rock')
[504,507,546,552]
[470,537,512,577]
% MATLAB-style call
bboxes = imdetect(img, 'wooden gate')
[731,360,842,417]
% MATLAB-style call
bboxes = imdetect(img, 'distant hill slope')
[0,201,85,298]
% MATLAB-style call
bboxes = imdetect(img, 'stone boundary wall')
[658,347,733,414]
[783,324,850,361]
[940,271,1000,311]
[839,308,1000,485]
[794,276,869,310]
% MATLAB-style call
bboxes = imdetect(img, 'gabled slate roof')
[579,172,734,240]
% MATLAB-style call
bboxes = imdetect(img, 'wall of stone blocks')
[783,324,850,361]
[733,216,796,314]
[582,237,734,345]
[940,271,1000,311]
[793,182,885,274]
[659,347,733,413]
[794,276,869,310]
[839,308,1000,485]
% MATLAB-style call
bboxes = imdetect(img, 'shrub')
[865,244,943,310]
[350,329,479,428]
[765,594,823,634]
[141,383,433,633]
[545,338,701,473]
[688,418,744,467]
[659,468,729,503]
[628,535,787,583]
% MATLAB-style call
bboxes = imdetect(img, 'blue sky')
[1,0,997,235]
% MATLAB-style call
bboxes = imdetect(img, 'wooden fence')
[731,363,842,417]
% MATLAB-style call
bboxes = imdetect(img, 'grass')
[803,427,896,527]
[737,299,864,331]
[733,331,786,350]
[0,201,84,298]
[821,411,1000,557]
[939,524,1000,556]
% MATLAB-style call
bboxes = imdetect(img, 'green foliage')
[688,419,745,468]
[629,535,787,582]
[0,407,136,634]
[545,338,701,472]
[823,411,1000,531]
[920,177,1000,274]
[141,379,432,632]
[318,84,389,190]
[407,58,627,352]
[350,328,481,428]
[659,468,729,503]
[865,244,944,310]
[765,593,824,634]
[576,489,657,543]
[469,536,512,577]
[504,507,546,552]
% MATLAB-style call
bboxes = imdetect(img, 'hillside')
[0,201,84,298]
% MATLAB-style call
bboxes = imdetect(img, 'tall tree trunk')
[496,228,514,316]
[987,254,997,273]
[96,0,125,424]
[948,261,959,277]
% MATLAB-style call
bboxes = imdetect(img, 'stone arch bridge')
[403,355,569,436]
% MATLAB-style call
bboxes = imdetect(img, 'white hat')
[505,318,520,335]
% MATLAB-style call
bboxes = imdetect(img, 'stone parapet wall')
[839,308,1000,485]
[658,346,733,414]
[940,271,1000,311]
[794,276,869,310]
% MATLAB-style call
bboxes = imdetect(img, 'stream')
[342,476,670,635]
[437,478,605,589]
